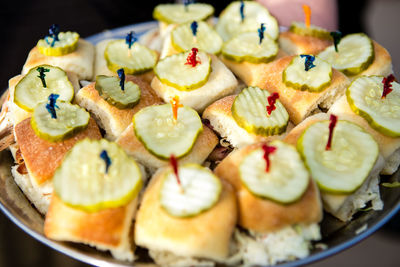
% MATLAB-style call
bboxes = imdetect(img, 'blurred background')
[0,0,399,266]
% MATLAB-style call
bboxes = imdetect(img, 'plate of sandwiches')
[0,1,399,267]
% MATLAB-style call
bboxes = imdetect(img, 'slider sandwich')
[252,54,350,124]
[135,162,237,266]
[94,31,158,84]
[12,94,101,214]
[329,75,400,175]
[116,99,218,173]
[318,33,393,79]
[203,86,292,148]
[151,48,238,113]
[215,141,322,266]
[75,70,162,140]
[22,24,94,81]
[284,113,384,221]
[279,5,333,56]
[44,139,143,261]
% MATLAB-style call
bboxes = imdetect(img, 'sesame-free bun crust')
[75,75,163,140]
[251,56,350,124]
[214,143,323,233]
[22,39,95,81]
[44,194,138,262]
[14,117,101,185]
[279,31,332,56]
[116,123,218,173]
[134,167,237,262]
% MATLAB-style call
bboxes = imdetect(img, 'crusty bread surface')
[14,117,101,185]
[116,123,218,174]
[22,39,95,80]
[75,75,163,140]
[251,55,350,124]
[278,31,332,56]
[151,54,238,113]
[45,194,138,262]
[214,143,323,233]
[134,167,237,262]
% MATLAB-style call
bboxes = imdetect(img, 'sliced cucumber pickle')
[95,75,141,109]
[160,163,222,217]
[283,55,332,92]
[31,100,90,142]
[347,76,400,137]
[171,21,223,54]
[14,65,74,112]
[133,104,203,159]
[289,22,331,39]
[53,139,143,212]
[297,120,378,194]
[318,33,374,76]
[232,86,289,136]
[222,32,278,64]
[239,140,309,203]
[216,1,279,41]
[37,31,79,56]
[154,50,211,91]
[153,3,214,24]
[104,40,158,74]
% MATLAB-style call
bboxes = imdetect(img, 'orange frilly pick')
[302,4,311,28]
[170,96,183,122]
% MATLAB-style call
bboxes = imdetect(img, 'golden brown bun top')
[14,117,101,185]
[45,194,134,247]
[214,142,323,233]
[252,56,349,124]
[279,31,332,55]
[135,167,237,261]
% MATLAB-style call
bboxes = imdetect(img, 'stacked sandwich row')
[0,1,398,266]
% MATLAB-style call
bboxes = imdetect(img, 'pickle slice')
[37,31,79,56]
[95,75,141,109]
[14,65,74,112]
[153,3,214,24]
[221,32,278,64]
[347,76,400,137]
[232,86,289,136]
[31,99,90,142]
[104,40,158,74]
[53,139,143,212]
[216,1,279,41]
[171,21,223,54]
[318,33,374,76]
[283,55,332,92]
[133,104,203,159]
[154,50,211,91]
[289,22,331,39]
[239,141,309,203]
[297,120,379,194]
[160,163,221,217]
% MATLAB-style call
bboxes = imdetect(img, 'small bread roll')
[251,55,350,124]
[202,95,293,148]
[135,167,237,262]
[94,39,156,84]
[22,39,95,81]
[116,123,218,174]
[356,41,393,78]
[214,142,323,233]
[284,113,385,221]
[45,194,138,262]
[278,31,332,56]
[75,75,163,140]
[151,54,238,113]
[329,95,400,175]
